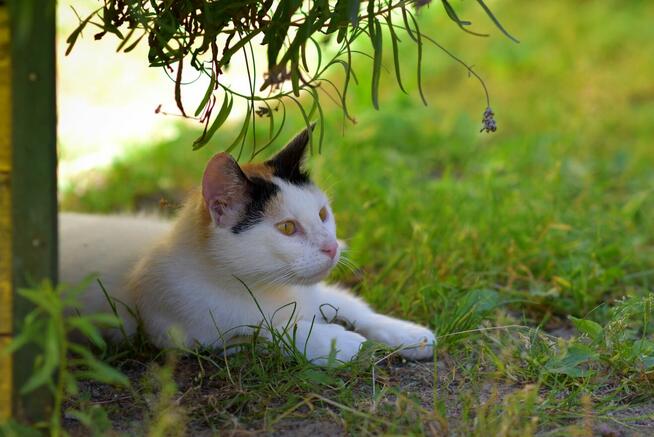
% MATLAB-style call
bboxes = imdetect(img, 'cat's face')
[201,126,340,286]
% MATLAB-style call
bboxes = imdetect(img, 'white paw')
[367,317,435,360]
[304,324,367,366]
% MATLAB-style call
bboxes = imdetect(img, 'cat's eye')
[319,207,328,222]
[276,221,297,236]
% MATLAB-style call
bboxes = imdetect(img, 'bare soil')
[63,355,654,436]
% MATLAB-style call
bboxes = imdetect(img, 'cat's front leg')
[280,319,366,366]
[313,284,435,360]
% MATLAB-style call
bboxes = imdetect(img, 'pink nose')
[320,241,338,259]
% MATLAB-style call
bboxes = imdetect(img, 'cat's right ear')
[265,123,315,185]
[202,153,250,228]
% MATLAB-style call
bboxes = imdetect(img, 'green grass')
[51,0,654,434]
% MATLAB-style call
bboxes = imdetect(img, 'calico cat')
[60,127,435,365]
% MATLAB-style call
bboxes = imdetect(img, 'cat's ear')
[202,153,250,227]
[266,123,315,185]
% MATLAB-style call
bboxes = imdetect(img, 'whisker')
[338,255,360,270]
[336,259,358,275]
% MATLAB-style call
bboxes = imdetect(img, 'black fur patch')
[266,125,313,185]
[231,177,279,234]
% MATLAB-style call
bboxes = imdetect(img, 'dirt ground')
[62,354,654,436]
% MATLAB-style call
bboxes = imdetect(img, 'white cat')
[60,127,435,365]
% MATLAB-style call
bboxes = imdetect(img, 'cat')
[60,127,435,365]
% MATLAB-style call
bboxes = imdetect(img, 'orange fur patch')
[241,162,274,180]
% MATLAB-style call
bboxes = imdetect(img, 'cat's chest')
[248,285,317,323]
[177,280,315,324]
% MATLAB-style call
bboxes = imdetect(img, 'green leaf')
[21,319,60,394]
[299,368,340,386]
[67,316,107,350]
[147,8,180,64]
[115,26,137,53]
[82,313,122,327]
[194,72,216,117]
[263,0,302,68]
[291,59,301,97]
[287,96,314,153]
[123,31,147,53]
[217,31,261,71]
[326,0,354,34]
[407,12,428,106]
[225,107,252,154]
[347,0,360,26]
[441,0,488,37]
[370,19,383,110]
[65,7,99,56]
[633,339,654,354]
[193,93,233,150]
[441,0,471,26]
[306,88,325,153]
[75,360,130,387]
[475,0,519,43]
[0,420,43,437]
[328,56,356,122]
[65,405,112,435]
[384,12,406,94]
[18,286,60,314]
[63,372,79,396]
[401,5,418,42]
[252,99,287,159]
[544,344,598,378]
[69,344,129,387]
[569,316,604,343]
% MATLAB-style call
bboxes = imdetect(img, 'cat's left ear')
[202,152,251,228]
[266,123,315,185]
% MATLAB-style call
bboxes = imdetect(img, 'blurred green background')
[59,0,654,326]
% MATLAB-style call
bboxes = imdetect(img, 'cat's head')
[200,125,340,286]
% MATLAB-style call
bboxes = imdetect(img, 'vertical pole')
[0,1,12,422]
[8,0,57,423]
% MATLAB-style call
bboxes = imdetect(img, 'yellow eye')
[319,207,328,222]
[276,221,296,236]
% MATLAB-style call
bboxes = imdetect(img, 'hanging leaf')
[441,0,488,37]
[475,0,519,43]
[193,93,234,150]
[384,12,406,94]
[68,0,509,150]
[370,19,383,110]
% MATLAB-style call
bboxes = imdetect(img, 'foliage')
[564,295,654,378]
[0,280,129,437]
[66,0,512,153]
[432,288,501,349]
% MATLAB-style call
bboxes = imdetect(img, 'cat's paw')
[304,324,366,366]
[367,317,435,360]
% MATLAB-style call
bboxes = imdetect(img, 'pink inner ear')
[202,153,249,225]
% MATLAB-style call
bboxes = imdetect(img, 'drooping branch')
[67,0,516,155]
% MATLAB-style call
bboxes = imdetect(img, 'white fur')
[60,182,435,364]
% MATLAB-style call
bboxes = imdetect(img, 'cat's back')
[59,212,171,316]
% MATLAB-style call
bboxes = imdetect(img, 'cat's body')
[60,128,435,364]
